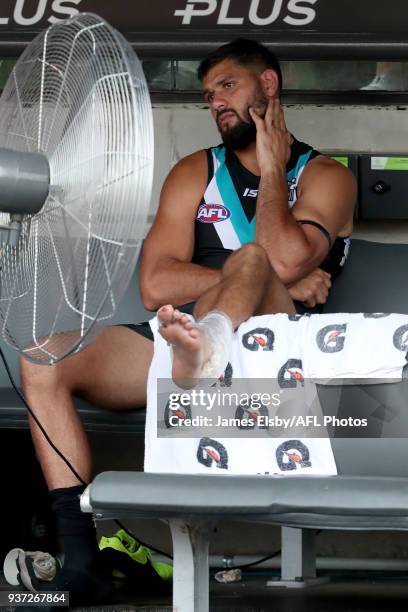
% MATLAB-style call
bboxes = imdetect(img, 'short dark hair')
[197,38,283,92]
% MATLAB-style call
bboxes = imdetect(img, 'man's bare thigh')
[64,325,153,410]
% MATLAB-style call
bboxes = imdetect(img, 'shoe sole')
[3,547,24,586]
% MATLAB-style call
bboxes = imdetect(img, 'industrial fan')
[0,12,153,364]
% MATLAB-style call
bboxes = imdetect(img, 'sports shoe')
[99,529,173,595]
[3,548,59,591]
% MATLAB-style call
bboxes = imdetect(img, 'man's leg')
[158,243,294,383]
[193,243,295,323]
[20,326,153,602]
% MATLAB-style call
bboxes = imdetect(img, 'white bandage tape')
[197,310,233,379]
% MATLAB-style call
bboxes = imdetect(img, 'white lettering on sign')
[14,0,48,26]
[249,0,283,26]
[0,0,81,27]
[218,0,244,25]
[48,0,82,24]
[284,0,318,26]
[174,0,318,27]
[174,0,217,25]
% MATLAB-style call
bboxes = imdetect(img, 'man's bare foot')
[158,305,209,388]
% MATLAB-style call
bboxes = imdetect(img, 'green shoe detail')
[99,529,173,581]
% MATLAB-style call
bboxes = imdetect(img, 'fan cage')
[0,13,154,364]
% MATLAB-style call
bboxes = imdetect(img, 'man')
[19,39,356,602]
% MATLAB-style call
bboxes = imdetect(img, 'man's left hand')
[249,100,291,174]
[287,268,332,308]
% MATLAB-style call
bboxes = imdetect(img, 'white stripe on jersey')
[203,152,242,250]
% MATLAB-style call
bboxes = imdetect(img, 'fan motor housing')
[0,148,50,215]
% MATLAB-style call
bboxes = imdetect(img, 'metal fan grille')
[0,13,153,363]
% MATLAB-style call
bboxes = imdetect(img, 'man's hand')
[249,99,291,174]
[287,268,332,308]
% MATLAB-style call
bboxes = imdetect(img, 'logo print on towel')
[288,313,311,321]
[164,395,192,429]
[212,362,233,388]
[316,324,347,353]
[197,438,228,470]
[196,203,231,223]
[276,440,312,471]
[235,402,269,430]
[364,313,390,319]
[242,328,274,351]
[393,324,408,351]
[278,359,304,388]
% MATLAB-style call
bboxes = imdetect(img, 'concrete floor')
[2,573,408,611]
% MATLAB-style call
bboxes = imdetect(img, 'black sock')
[49,485,113,604]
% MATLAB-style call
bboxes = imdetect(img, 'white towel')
[303,313,408,380]
[144,313,408,477]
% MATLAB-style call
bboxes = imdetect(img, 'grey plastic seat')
[323,239,408,314]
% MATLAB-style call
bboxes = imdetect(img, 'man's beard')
[217,88,268,151]
[220,116,256,150]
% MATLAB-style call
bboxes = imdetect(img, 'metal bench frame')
[82,471,408,611]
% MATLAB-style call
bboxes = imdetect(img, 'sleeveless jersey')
[192,139,350,279]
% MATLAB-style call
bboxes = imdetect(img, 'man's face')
[202,59,269,150]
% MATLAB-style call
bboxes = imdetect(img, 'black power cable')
[233,550,282,570]
[0,346,173,560]
[229,530,322,571]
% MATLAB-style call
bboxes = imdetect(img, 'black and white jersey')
[192,139,350,279]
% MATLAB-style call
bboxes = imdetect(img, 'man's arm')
[140,150,221,311]
[250,101,356,285]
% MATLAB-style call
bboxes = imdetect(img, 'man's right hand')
[249,100,291,175]
[287,268,332,308]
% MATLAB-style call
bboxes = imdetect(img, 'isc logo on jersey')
[197,204,231,223]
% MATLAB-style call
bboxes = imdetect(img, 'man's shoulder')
[172,149,208,174]
[298,153,357,204]
[290,137,348,176]
[176,145,227,167]
[163,149,209,196]
[306,154,355,180]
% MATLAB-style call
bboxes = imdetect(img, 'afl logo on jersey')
[197,203,231,223]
